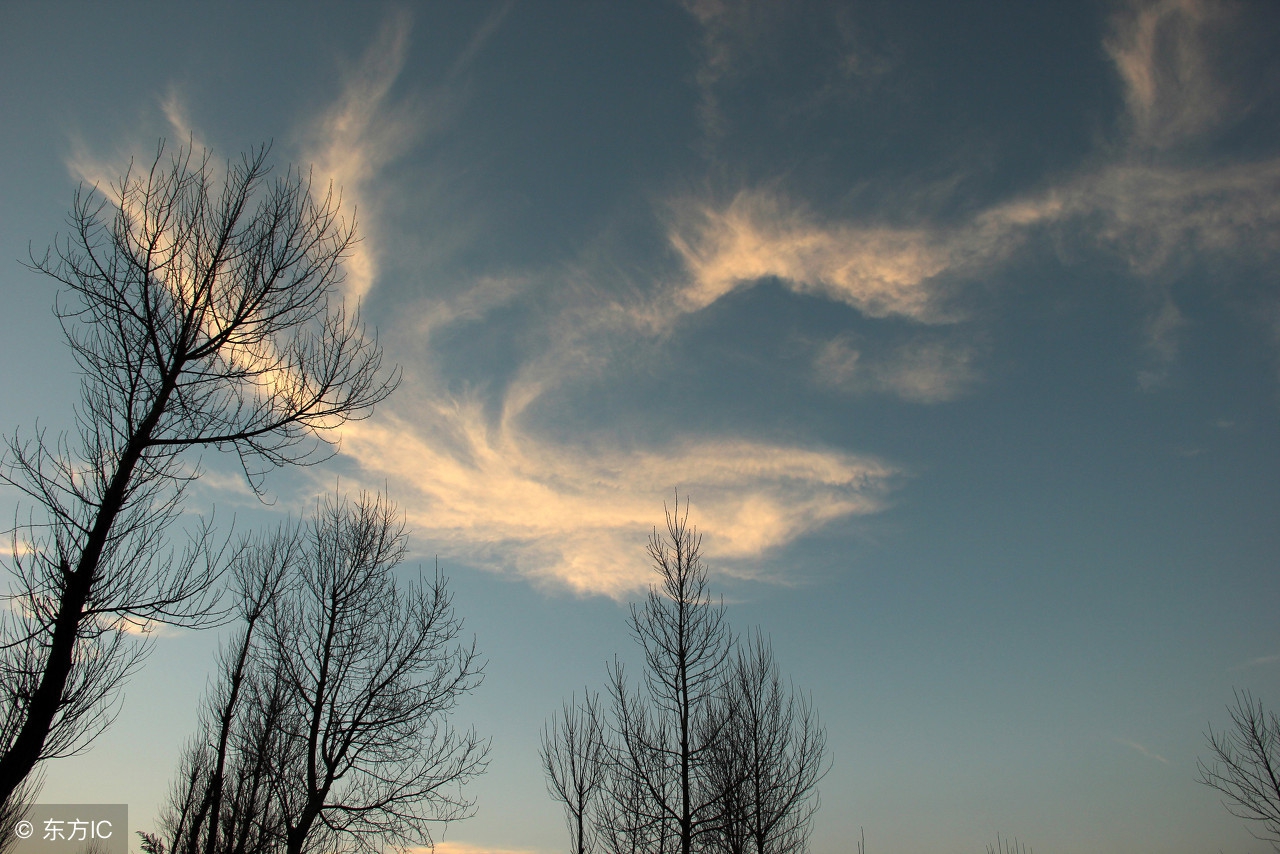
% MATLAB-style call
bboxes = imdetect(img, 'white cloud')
[158,87,208,153]
[668,0,1280,389]
[0,539,34,559]
[445,0,515,82]
[302,9,423,303]
[679,0,775,145]
[336,394,894,598]
[1230,652,1280,671]
[1114,736,1172,765]
[1064,159,1280,273]
[1136,295,1186,390]
[67,88,208,204]
[410,275,530,345]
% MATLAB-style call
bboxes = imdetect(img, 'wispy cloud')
[0,539,34,559]
[302,8,424,302]
[312,0,1277,599]
[668,190,959,322]
[111,616,180,639]
[445,0,514,82]
[66,87,208,202]
[1230,652,1280,672]
[1048,0,1278,370]
[678,0,765,144]
[670,0,1280,389]
[664,186,1063,329]
[337,394,894,597]
[1106,0,1237,150]
[410,275,530,346]
[158,86,207,153]
[1114,736,1172,765]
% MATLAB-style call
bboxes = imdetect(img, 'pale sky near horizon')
[3,1,1280,852]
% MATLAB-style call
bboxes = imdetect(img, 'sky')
[2,1,1280,851]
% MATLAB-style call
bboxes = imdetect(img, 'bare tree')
[542,691,609,854]
[0,140,397,805]
[705,630,829,854]
[163,653,293,854]
[160,490,488,854]
[156,525,300,854]
[1197,689,1280,848]
[606,496,733,854]
[594,751,674,854]
[986,835,1032,854]
[546,498,832,854]
[0,773,41,854]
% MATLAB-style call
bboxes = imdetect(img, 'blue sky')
[2,1,1280,851]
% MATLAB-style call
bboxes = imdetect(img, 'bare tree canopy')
[0,140,399,808]
[156,490,488,854]
[1197,689,1280,848]
[609,497,733,854]
[544,496,829,854]
[986,835,1033,854]
[705,630,829,854]
[156,523,301,854]
[542,692,608,854]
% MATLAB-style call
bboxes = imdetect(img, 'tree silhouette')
[1198,689,1280,848]
[705,630,828,854]
[608,498,733,854]
[155,525,299,854]
[157,490,488,854]
[0,140,398,808]
[543,497,830,854]
[542,691,608,854]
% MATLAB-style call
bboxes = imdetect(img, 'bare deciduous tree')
[156,525,300,854]
[159,490,488,854]
[544,497,831,854]
[542,691,608,854]
[1197,689,1280,848]
[705,630,829,854]
[986,835,1032,854]
[595,756,674,854]
[272,491,488,854]
[0,140,398,806]
[0,773,41,854]
[608,497,733,854]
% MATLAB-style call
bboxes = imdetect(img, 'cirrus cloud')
[336,393,895,598]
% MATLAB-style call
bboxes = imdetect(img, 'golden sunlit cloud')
[669,0,1280,390]
[336,394,894,597]
[666,187,1066,330]
[286,0,1278,597]
[668,190,957,322]
[303,8,421,303]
